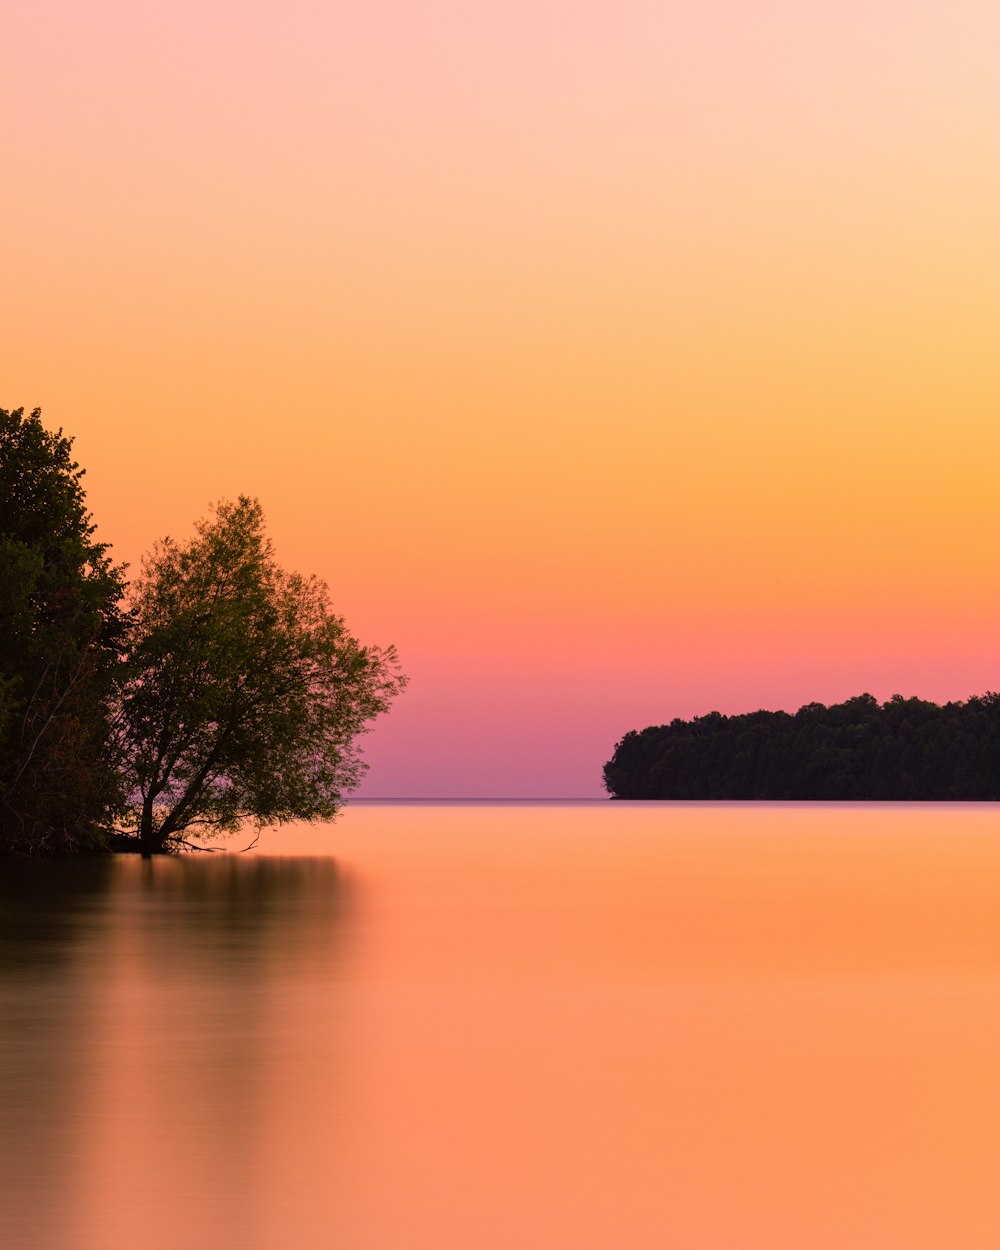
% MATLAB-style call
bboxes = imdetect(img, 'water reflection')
[1,805,999,1250]
[0,856,352,1250]
[0,860,117,1250]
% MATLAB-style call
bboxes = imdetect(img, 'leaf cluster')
[115,496,405,852]
[0,409,128,852]
[1,410,405,855]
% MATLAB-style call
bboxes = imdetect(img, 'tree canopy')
[604,693,1000,800]
[114,496,406,855]
[0,408,127,852]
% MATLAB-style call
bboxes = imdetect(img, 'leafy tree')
[0,409,127,853]
[114,496,405,855]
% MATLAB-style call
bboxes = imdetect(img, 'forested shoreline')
[0,408,404,856]
[604,694,1000,800]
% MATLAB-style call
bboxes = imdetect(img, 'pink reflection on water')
[1,803,998,1249]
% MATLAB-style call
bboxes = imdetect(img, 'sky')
[3,0,998,796]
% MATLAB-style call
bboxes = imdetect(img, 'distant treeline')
[603,694,1000,800]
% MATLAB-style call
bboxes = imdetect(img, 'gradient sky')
[4,0,998,795]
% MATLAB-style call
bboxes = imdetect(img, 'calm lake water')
[1,801,998,1250]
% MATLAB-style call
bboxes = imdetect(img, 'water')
[1,802,998,1250]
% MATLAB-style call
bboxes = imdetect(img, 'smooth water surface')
[1,802,998,1250]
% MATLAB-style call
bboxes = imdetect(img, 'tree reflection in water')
[0,854,354,1250]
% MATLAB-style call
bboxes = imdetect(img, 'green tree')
[114,496,405,855]
[0,408,127,853]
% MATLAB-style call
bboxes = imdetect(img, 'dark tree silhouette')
[113,496,406,855]
[0,409,127,852]
[604,693,1000,800]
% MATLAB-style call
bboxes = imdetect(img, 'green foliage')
[115,496,405,853]
[603,693,1000,800]
[0,409,127,852]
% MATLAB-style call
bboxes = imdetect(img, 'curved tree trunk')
[139,797,162,857]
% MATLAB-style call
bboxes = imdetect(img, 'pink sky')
[4,0,999,795]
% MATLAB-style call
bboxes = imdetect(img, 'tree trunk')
[139,797,161,858]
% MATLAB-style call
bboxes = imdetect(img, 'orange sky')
[4,0,998,794]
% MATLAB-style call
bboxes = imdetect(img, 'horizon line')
[351,796,606,802]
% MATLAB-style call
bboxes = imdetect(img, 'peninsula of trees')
[604,694,1000,800]
[0,408,405,855]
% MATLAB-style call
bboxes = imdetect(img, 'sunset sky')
[4,0,998,796]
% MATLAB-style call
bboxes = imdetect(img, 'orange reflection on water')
[1,802,998,1249]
